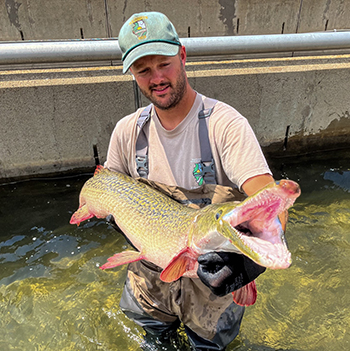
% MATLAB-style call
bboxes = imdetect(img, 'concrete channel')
[1,0,350,182]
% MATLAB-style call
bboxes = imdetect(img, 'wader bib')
[120,99,247,350]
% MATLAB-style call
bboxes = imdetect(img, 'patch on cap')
[131,16,148,40]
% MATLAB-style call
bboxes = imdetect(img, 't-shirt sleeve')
[104,122,127,173]
[211,103,272,190]
[104,113,137,175]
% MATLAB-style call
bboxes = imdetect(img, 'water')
[0,150,349,351]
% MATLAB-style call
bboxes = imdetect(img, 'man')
[105,12,285,351]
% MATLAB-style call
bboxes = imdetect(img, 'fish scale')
[73,167,196,267]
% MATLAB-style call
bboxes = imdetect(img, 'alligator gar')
[70,166,300,306]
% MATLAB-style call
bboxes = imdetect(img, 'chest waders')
[119,99,246,350]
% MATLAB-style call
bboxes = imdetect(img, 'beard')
[139,64,187,110]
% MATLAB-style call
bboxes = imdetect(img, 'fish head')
[197,179,301,270]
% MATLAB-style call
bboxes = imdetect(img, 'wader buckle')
[136,155,149,178]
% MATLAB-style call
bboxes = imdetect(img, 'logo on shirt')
[193,162,204,186]
[131,17,148,40]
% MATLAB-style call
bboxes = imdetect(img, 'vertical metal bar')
[93,144,100,165]
[132,75,141,110]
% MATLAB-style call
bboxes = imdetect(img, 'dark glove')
[197,252,266,297]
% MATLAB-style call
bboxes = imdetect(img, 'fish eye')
[215,210,222,220]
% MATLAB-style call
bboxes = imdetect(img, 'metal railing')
[0,31,350,65]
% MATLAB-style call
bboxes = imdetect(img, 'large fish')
[70,166,300,306]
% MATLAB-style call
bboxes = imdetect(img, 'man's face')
[130,46,188,110]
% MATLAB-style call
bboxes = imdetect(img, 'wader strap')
[135,104,152,178]
[135,98,218,184]
[197,98,218,184]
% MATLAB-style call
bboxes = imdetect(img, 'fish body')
[70,166,300,305]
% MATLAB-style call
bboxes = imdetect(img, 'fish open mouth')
[231,221,292,269]
[222,180,300,269]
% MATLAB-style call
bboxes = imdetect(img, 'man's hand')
[106,214,120,231]
[197,252,266,297]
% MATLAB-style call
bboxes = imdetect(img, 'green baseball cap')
[118,12,182,73]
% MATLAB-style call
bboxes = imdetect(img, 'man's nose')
[149,69,164,85]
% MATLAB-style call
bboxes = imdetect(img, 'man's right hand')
[197,252,266,297]
[106,214,121,232]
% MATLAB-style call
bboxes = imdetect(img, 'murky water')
[0,150,349,351]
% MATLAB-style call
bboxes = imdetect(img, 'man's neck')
[154,88,197,130]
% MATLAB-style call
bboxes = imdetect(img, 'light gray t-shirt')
[105,93,271,190]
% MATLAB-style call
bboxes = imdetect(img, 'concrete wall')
[1,0,350,41]
[1,0,350,181]
[0,67,133,179]
[1,55,350,182]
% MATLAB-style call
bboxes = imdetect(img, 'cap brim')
[123,42,180,73]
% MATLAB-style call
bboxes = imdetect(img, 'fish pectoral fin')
[70,204,95,226]
[232,280,257,306]
[160,247,196,283]
[100,250,145,270]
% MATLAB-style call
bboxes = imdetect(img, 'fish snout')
[277,179,301,198]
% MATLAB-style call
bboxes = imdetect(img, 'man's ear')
[179,45,187,65]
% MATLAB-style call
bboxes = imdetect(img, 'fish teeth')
[238,235,291,268]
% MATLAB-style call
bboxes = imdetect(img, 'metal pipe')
[0,39,121,65]
[182,31,350,56]
[0,31,350,65]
